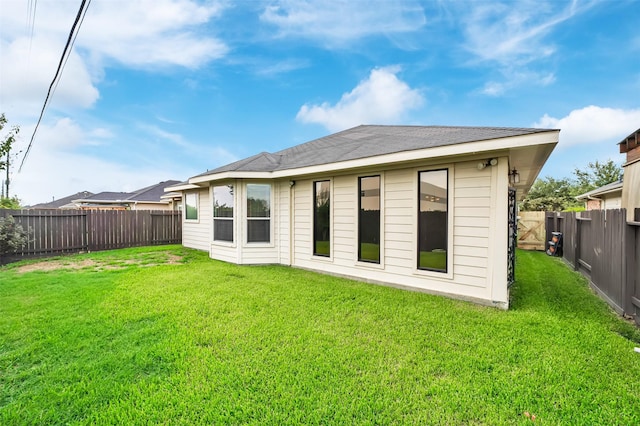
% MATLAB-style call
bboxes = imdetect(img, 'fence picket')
[1,209,181,262]
[545,208,640,323]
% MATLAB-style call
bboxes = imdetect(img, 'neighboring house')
[29,191,94,209]
[161,190,183,211]
[575,180,623,210]
[167,125,558,309]
[619,127,640,222]
[73,180,181,210]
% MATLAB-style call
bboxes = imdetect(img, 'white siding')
[602,194,622,210]
[182,188,211,251]
[290,159,510,308]
[293,180,313,263]
[333,176,356,264]
[452,161,492,289]
[277,180,291,265]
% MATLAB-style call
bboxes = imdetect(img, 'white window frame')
[184,191,199,222]
[355,173,385,269]
[244,182,274,246]
[413,165,454,280]
[311,178,333,261]
[212,184,235,246]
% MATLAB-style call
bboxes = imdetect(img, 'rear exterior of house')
[170,125,558,308]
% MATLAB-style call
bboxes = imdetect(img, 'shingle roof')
[82,191,131,201]
[29,191,94,209]
[194,125,554,178]
[128,180,181,202]
[76,181,182,203]
[575,180,623,200]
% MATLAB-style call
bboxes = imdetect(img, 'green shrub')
[0,215,28,257]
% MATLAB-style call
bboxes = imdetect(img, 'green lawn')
[1,246,639,424]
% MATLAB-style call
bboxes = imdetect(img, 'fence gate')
[517,211,545,250]
[507,188,517,286]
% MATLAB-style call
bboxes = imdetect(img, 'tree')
[520,176,581,212]
[0,113,20,198]
[520,159,624,212]
[0,196,21,209]
[573,159,623,195]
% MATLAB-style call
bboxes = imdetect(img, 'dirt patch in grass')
[15,252,184,274]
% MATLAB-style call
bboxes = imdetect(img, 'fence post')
[573,215,580,271]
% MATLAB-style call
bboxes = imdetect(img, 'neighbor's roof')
[575,180,623,201]
[81,191,132,202]
[74,180,181,204]
[128,180,181,201]
[29,191,94,209]
[193,125,555,178]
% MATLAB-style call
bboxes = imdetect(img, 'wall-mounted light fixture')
[477,158,498,170]
[509,168,520,185]
[289,180,295,187]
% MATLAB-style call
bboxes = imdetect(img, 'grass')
[1,246,639,424]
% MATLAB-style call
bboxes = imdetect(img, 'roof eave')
[190,171,274,185]
[164,183,201,192]
[185,130,559,191]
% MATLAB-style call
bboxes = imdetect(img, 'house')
[575,180,623,210]
[73,180,181,211]
[29,191,94,209]
[167,125,558,309]
[618,127,640,222]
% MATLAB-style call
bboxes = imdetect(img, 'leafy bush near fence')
[0,215,28,257]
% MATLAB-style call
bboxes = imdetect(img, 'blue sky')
[1,0,639,205]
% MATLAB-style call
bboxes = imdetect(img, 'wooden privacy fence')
[0,209,182,261]
[546,208,640,324]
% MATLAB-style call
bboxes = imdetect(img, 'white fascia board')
[164,183,200,192]
[189,171,273,185]
[272,131,559,179]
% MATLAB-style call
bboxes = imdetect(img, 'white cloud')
[261,0,425,46]
[456,0,596,94]
[0,0,228,122]
[253,58,310,77]
[0,37,99,115]
[460,1,582,66]
[533,105,640,147]
[11,118,236,205]
[480,71,556,96]
[80,0,228,69]
[296,67,424,132]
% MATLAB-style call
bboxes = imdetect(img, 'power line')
[26,0,38,56]
[19,0,92,172]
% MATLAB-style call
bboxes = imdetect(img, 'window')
[313,180,331,256]
[418,169,448,272]
[185,192,198,220]
[246,184,270,243]
[358,175,380,263]
[213,185,234,242]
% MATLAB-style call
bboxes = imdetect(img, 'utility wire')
[50,0,91,105]
[20,0,91,172]
[26,0,38,56]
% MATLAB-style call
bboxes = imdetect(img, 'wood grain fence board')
[547,209,638,318]
[1,209,181,261]
[517,211,545,250]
